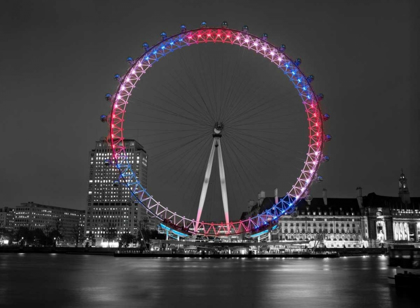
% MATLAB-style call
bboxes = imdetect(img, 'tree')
[32,228,47,246]
[121,233,135,247]
[15,227,34,245]
[44,218,63,247]
[0,228,13,245]
[70,224,84,247]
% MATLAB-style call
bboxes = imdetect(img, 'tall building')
[14,202,85,242]
[85,138,148,243]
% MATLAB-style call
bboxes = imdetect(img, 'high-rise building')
[14,202,85,242]
[85,138,148,244]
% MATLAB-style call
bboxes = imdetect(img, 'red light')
[188,36,192,39]
[198,35,201,37]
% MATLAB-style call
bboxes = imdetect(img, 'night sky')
[1,0,419,216]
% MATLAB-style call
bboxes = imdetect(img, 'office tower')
[85,138,148,244]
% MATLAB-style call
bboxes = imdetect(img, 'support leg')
[195,139,217,231]
[217,139,230,228]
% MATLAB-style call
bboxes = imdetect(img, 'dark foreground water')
[0,254,418,308]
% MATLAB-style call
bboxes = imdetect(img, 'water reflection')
[0,254,418,308]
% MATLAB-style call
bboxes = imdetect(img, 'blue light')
[159,223,188,237]
[179,38,183,41]
[272,225,278,230]
[153,51,157,54]
[298,79,301,82]
[250,230,269,238]
[303,87,306,90]
[161,46,165,49]
[145,57,149,60]
[172,230,188,237]
[170,42,174,45]
[160,223,170,231]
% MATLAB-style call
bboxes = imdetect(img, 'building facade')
[85,138,148,244]
[247,189,366,248]
[244,172,420,248]
[361,172,420,247]
[14,202,85,243]
[0,207,15,232]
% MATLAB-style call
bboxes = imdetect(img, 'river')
[0,253,417,307]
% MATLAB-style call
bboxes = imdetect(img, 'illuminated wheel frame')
[108,24,328,237]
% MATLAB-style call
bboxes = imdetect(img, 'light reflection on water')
[0,254,417,308]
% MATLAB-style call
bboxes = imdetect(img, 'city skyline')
[1,0,419,213]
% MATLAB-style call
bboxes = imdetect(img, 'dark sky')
[1,0,419,217]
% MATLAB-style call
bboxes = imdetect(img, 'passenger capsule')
[201,21,207,28]
[126,57,134,64]
[317,176,323,182]
[242,25,249,32]
[114,74,121,81]
[325,134,332,142]
[323,113,330,121]
[279,44,286,53]
[113,180,120,187]
[142,42,149,51]
[262,33,268,41]
[322,155,330,162]
[294,58,302,67]
[104,159,111,166]
[307,75,314,83]
[100,114,108,123]
[222,21,228,28]
[105,93,112,101]
[161,32,167,40]
[317,93,324,101]
[180,24,187,32]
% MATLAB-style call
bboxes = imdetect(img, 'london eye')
[103,22,330,238]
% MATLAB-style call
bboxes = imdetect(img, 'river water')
[0,253,418,308]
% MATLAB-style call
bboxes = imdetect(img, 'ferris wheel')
[102,22,330,238]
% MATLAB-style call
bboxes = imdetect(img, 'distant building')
[362,171,420,246]
[84,138,148,244]
[244,189,366,249]
[14,202,85,242]
[0,207,15,232]
[243,172,420,248]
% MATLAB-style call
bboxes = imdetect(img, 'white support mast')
[195,122,230,232]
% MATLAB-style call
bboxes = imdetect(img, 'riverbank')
[0,246,388,258]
